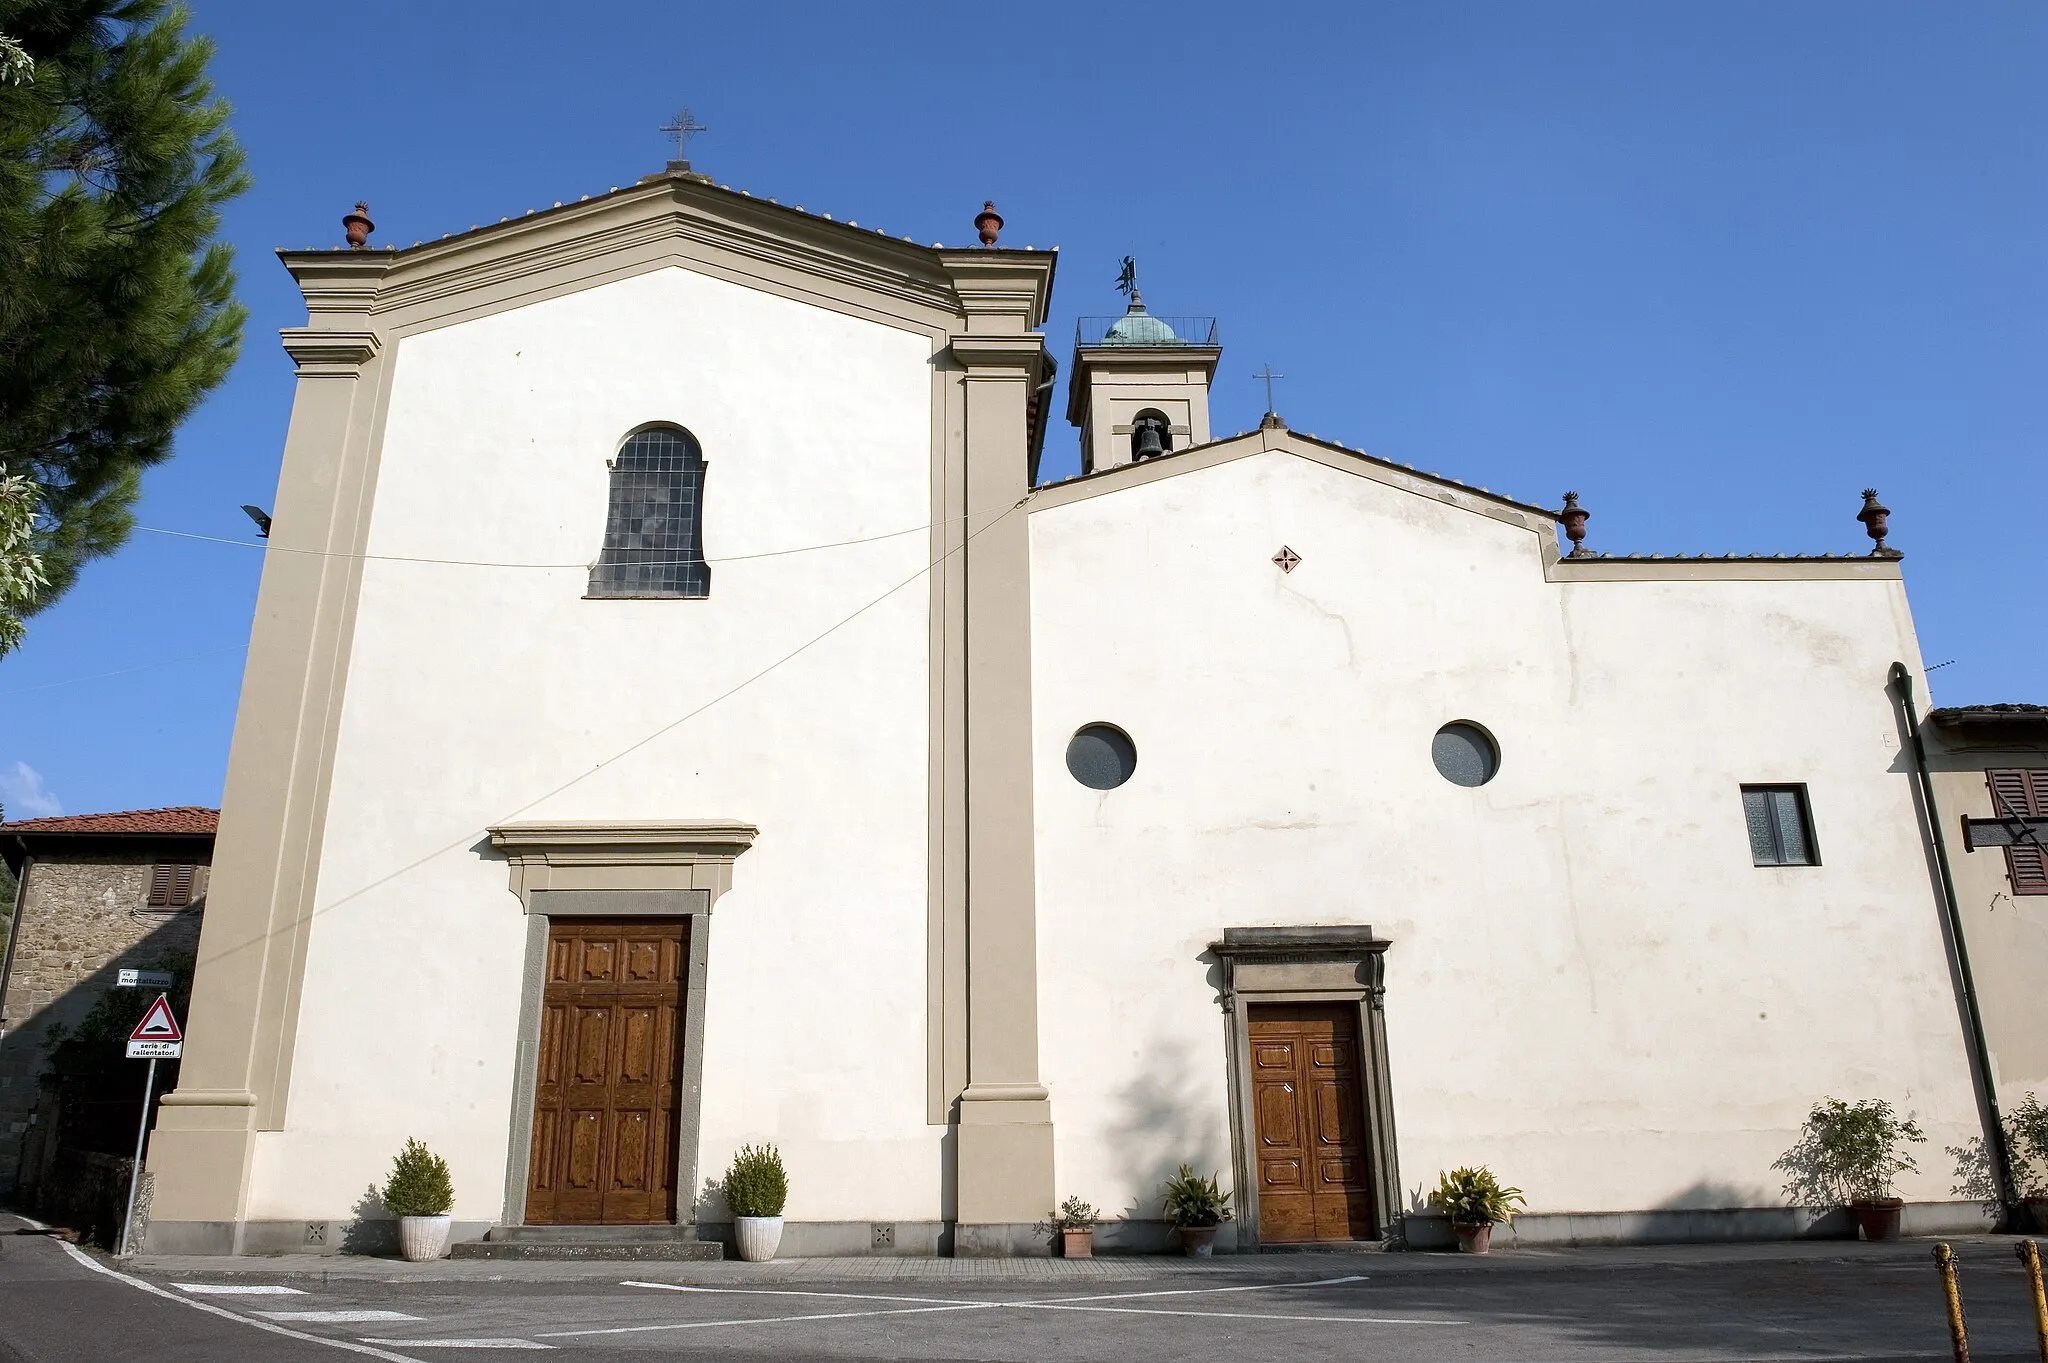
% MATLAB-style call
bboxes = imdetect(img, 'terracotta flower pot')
[1453,1222,1493,1255]
[1178,1225,1219,1257]
[398,1214,451,1261]
[1061,1228,1093,1258]
[1849,1198,1904,1241]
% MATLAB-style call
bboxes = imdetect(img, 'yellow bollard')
[2018,1239,2048,1363]
[1934,1242,1971,1363]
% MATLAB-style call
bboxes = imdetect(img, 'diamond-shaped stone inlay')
[1272,546,1301,574]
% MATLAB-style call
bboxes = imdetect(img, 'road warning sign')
[126,993,184,1059]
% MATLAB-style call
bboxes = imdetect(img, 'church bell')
[1131,418,1167,461]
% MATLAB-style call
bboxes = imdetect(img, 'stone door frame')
[1208,925,1399,1249]
[488,821,756,1230]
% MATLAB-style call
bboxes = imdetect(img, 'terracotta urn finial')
[342,201,375,250]
[975,200,1003,247]
[1856,487,1901,558]
[1559,490,1593,558]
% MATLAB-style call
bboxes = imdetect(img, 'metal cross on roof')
[659,108,709,161]
[1254,363,1285,414]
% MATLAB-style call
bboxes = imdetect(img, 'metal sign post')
[118,993,183,1257]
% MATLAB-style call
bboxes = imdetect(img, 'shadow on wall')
[3,914,200,1212]
[1103,1032,1229,1223]
[341,1185,397,1255]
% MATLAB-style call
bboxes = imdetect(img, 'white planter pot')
[398,1214,452,1262]
[734,1215,784,1262]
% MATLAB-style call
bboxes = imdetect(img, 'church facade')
[144,166,2014,1255]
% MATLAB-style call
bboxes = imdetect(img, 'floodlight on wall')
[241,505,272,538]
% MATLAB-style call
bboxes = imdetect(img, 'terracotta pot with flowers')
[1774,1098,1926,1241]
[1052,1196,1099,1257]
[1431,1166,1526,1254]
[1161,1164,1232,1256]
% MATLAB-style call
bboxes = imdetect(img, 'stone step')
[483,1223,702,1245]
[451,1238,723,1262]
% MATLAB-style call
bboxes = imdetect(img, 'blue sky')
[4,1,2043,820]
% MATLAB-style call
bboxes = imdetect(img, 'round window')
[1431,722,1498,788]
[1066,723,1137,790]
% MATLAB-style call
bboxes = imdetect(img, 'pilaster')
[147,308,390,1236]
[938,254,1057,1241]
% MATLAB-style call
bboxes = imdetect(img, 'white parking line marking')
[361,1341,552,1351]
[54,1244,420,1362]
[262,1310,423,1323]
[540,1303,997,1338]
[1028,1274,1369,1303]
[1022,1302,1459,1325]
[174,1283,308,1295]
[621,1280,992,1306]
[559,1273,1457,1337]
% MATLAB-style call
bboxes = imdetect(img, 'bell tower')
[1066,258,1221,475]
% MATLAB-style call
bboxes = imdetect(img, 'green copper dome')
[1102,307,1179,346]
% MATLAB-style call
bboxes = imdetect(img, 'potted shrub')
[725,1143,788,1262]
[1161,1164,1232,1257]
[1774,1098,1926,1241]
[2007,1092,2048,1232]
[1431,1166,1526,1254]
[1052,1196,1099,1258]
[382,1138,455,1262]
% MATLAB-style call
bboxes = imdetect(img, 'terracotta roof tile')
[0,806,218,837]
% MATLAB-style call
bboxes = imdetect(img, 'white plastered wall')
[248,266,939,1224]
[1029,451,1981,1221]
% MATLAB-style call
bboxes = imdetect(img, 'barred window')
[587,426,710,598]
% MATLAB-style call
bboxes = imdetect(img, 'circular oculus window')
[1431,721,1499,788]
[1066,723,1137,790]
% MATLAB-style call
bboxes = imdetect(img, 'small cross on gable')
[658,108,709,164]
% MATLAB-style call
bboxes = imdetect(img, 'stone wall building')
[0,808,216,1197]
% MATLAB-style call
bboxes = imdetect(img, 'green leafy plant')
[1775,1098,1926,1205]
[2008,1092,2048,1199]
[1052,1195,1099,1231]
[1431,1166,1527,1226]
[382,1139,454,1218]
[1161,1164,1233,1228]
[724,1143,788,1218]
[0,466,47,658]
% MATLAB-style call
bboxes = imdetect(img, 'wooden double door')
[525,918,688,1225]
[1248,1002,1376,1242]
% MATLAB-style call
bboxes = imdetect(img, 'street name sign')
[117,968,175,989]
[126,993,184,1059]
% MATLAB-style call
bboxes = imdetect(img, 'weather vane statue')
[1115,255,1142,308]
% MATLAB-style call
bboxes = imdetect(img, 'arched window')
[1130,408,1173,461]
[588,426,710,598]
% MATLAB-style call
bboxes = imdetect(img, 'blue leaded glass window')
[588,427,710,599]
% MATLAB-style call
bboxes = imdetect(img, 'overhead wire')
[133,496,1029,569]
[187,491,1033,972]
[0,644,250,698]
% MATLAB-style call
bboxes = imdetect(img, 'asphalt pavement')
[5,1213,2047,1361]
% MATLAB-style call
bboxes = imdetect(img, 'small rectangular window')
[148,863,200,908]
[1741,786,1818,866]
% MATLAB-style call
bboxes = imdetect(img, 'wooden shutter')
[148,863,199,908]
[1988,770,2048,895]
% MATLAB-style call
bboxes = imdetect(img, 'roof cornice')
[277,175,1057,339]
